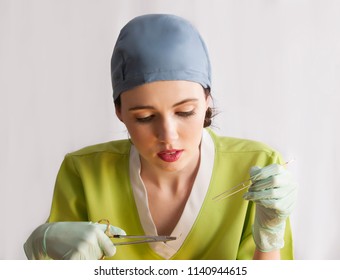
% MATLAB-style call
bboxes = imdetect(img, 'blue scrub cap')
[111,14,212,101]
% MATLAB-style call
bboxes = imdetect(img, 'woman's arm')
[253,249,280,260]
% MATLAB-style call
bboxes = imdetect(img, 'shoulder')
[66,139,131,158]
[206,128,280,158]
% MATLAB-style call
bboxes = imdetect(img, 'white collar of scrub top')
[129,128,215,259]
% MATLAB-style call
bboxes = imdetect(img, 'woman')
[24,14,297,260]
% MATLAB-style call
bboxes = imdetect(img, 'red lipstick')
[157,149,183,162]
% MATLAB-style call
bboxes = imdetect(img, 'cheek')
[189,108,207,128]
[179,114,206,138]
[125,123,154,144]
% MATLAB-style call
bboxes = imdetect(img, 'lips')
[157,149,183,162]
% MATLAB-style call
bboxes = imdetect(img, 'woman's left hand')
[243,164,298,252]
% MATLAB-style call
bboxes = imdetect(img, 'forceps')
[98,219,177,246]
[212,178,253,202]
[212,160,294,202]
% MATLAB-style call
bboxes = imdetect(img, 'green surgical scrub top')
[48,128,294,259]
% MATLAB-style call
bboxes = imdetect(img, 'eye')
[176,110,196,117]
[136,115,154,123]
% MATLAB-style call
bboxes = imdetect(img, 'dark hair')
[203,107,213,128]
[203,89,216,128]
[114,89,216,128]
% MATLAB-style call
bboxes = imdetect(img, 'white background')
[1,0,339,260]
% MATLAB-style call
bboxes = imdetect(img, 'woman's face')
[116,80,210,173]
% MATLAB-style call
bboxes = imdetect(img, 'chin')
[157,160,188,173]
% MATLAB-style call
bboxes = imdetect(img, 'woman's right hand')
[24,221,126,260]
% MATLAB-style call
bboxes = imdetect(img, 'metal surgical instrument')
[212,160,294,202]
[212,178,253,202]
[98,219,177,246]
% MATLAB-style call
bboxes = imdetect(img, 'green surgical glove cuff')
[24,223,52,260]
[252,216,286,252]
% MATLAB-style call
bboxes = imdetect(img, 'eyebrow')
[128,98,199,111]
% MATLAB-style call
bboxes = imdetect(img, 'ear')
[206,95,212,109]
[204,90,212,109]
[115,105,124,123]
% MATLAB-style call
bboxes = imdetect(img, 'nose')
[156,116,179,143]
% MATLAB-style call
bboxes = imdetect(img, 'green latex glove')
[243,164,297,252]
[24,222,126,260]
